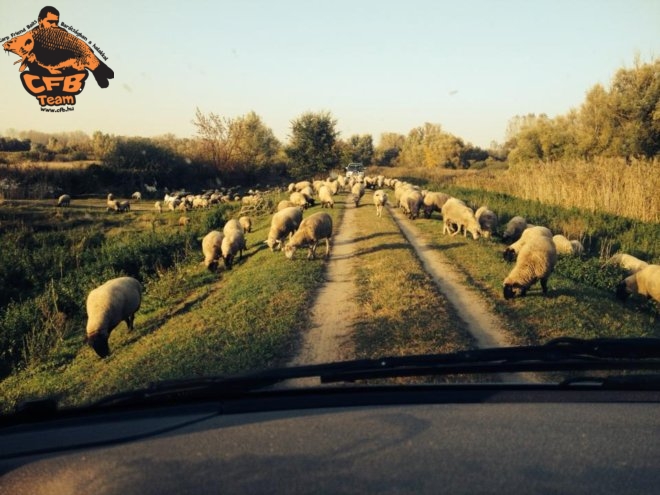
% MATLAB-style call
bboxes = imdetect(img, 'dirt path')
[287,195,524,382]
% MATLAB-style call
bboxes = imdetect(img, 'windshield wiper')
[86,337,660,407]
[9,337,660,417]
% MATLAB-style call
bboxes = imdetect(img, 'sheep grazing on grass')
[373,189,388,218]
[223,218,243,236]
[616,264,660,305]
[277,199,297,211]
[221,227,247,270]
[502,216,528,242]
[441,198,481,239]
[85,277,142,358]
[266,206,303,251]
[604,253,650,274]
[570,240,584,256]
[131,191,142,201]
[318,185,334,209]
[202,230,224,271]
[400,188,424,219]
[475,206,498,239]
[552,234,575,256]
[284,212,333,260]
[422,191,451,219]
[238,216,252,233]
[57,194,71,207]
[503,226,553,262]
[503,234,557,299]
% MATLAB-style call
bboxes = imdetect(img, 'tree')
[285,111,340,179]
[374,132,405,166]
[339,134,374,166]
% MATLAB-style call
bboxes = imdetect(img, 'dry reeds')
[452,158,659,223]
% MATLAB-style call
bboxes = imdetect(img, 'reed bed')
[449,158,658,223]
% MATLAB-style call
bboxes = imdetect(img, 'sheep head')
[87,332,110,358]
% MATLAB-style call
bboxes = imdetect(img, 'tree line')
[2,57,656,189]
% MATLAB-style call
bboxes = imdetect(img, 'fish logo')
[2,6,113,108]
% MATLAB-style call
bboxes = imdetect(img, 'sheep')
[400,189,423,219]
[604,253,650,274]
[178,216,190,227]
[441,198,481,239]
[266,206,304,251]
[221,227,247,269]
[277,199,297,211]
[422,191,451,219]
[131,191,142,201]
[503,226,553,262]
[85,276,142,358]
[552,234,575,255]
[57,194,71,207]
[475,206,498,239]
[238,216,252,233]
[284,212,333,260]
[502,216,528,242]
[223,218,243,236]
[202,230,224,271]
[154,201,162,214]
[351,182,365,207]
[503,234,557,299]
[615,264,660,305]
[107,199,131,213]
[290,191,312,209]
[318,185,334,209]
[373,189,388,218]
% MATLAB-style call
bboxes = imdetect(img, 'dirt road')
[289,195,515,369]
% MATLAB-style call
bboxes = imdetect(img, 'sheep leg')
[125,314,135,331]
[324,238,330,258]
[541,277,549,295]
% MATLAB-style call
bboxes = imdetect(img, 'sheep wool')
[202,230,224,271]
[502,216,527,242]
[373,189,388,218]
[221,228,247,269]
[284,212,333,260]
[266,206,303,251]
[86,277,142,358]
[503,235,557,299]
[57,194,71,207]
[616,264,660,304]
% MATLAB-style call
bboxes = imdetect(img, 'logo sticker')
[2,6,113,111]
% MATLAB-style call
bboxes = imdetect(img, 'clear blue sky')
[1,0,658,148]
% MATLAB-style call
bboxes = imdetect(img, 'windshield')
[0,2,658,415]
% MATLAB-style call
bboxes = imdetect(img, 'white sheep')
[475,206,498,239]
[277,199,297,211]
[202,230,224,271]
[615,264,660,305]
[502,216,528,242]
[154,201,162,214]
[57,194,71,207]
[284,212,333,260]
[552,234,575,256]
[351,182,365,207]
[85,276,142,358]
[221,227,247,269]
[131,191,142,201]
[441,198,481,239]
[318,185,334,209]
[290,191,312,209]
[266,206,304,251]
[400,189,424,219]
[223,218,243,236]
[373,189,388,218]
[422,191,451,218]
[604,253,650,274]
[503,226,553,262]
[503,234,557,299]
[238,216,252,233]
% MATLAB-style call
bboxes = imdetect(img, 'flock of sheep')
[378,177,658,305]
[76,171,657,359]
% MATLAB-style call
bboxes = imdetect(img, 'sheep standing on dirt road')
[284,212,333,260]
[503,235,557,299]
[318,185,335,209]
[351,182,366,207]
[86,277,142,358]
[373,189,388,218]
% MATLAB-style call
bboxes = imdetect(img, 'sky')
[0,0,658,149]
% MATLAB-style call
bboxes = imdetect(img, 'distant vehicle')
[345,162,365,178]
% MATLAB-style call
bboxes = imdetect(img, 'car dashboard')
[1,384,659,494]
